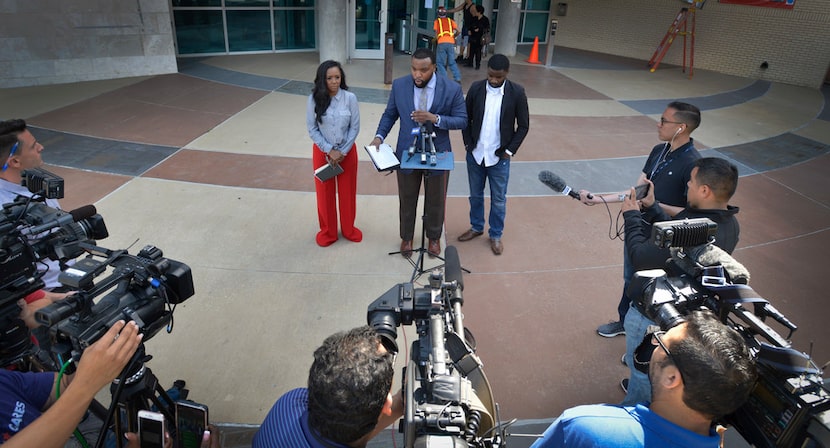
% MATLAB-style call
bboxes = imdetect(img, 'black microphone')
[538,170,589,200]
[444,245,463,291]
[26,204,98,235]
[670,244,797,333]
[670,243,750,284]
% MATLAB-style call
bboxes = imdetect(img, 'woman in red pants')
[306,60,362,247]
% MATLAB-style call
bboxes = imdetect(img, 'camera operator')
[1,119,78,349]
[580,103,702,339]
[621,157,740,405]
[0,119,68,292]
[0,320,142,447]
[531,310,757,448]
[253,326,403,448]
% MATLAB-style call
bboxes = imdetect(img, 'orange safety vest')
[434,17,456,44]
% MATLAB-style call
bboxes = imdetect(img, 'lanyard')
[650,143,692,179]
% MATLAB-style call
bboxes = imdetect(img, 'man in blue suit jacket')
[370,48,467,258]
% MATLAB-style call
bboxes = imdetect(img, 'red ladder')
[648,7,697,78]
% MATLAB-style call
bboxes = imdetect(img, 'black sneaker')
[597,321,625,337]
[620,378,629,394]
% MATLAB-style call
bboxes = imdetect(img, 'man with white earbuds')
[579,102,702,342]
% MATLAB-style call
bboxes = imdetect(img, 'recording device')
[176,401,209,448]
[627,218,829,448]
[0,169,109,367]
[34,243,194,370]
[634,183,650,200]
[21,167,64,200]
[538,170,591,200]
[367,246,507,447]
[138,410,166,448]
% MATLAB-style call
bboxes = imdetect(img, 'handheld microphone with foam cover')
[670,243,750,284]
[538,170,591,200]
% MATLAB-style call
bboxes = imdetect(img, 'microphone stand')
[390,122,469,281]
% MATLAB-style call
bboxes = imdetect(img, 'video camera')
[628,218,830,448]
[367,246,507,447]
[0,168,109,367]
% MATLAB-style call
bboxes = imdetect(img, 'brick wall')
[0,0,177,88]
[550,0,830,88]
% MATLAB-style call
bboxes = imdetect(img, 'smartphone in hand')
[138,410,166,448]
[634,183,650,200]
[176,401,209,448]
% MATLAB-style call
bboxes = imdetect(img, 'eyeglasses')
[652,331,686,383]
[633,330,686,384]
[2,142,19,172]
[659,117,684,126]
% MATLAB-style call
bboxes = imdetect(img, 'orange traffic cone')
[527,36,541,64]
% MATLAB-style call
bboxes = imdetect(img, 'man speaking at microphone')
[620,156,741,406]
[369,48,467,259]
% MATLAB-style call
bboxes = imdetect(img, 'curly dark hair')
[307,326,395,444]
[672,311,757,419]
[312,60,348,124]
[0,119,27,160]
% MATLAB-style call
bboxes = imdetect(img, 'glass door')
[350,0,387,59]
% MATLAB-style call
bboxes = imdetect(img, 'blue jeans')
[618,247,635,322]
[436,43,461,81]
[466,152,510,239]
[622,304,656,406]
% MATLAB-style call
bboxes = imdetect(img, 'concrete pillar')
[494,0,521,57]
[317,0,348,64]
[481,0,495,19]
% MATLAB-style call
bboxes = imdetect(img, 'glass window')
[226,0,270,6]
[172,0,221,6]
[174,10,226,54]
[274,0,314,6]
[227,10,273,51]
[524,0,551,11]
[520,12,548,43]
[274,9,315,50]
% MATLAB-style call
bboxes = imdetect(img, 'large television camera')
[628,218,830,448]
[367,246,507,447]
[1,167,194,370]
[0,168,109,367]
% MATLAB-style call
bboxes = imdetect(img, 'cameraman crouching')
[0,321,142,447]
[253,326,403,448]
[531,311,757,447]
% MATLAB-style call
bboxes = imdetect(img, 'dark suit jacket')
[375,74,467,173]
[462,79,530,158]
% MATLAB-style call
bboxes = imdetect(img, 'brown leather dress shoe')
[428,239,441,258]
[490,238,503,255]
[400,240,413,258]
[457,229,484,242]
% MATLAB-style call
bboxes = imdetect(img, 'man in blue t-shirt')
[531,311,756,448]
[253,326,403,448]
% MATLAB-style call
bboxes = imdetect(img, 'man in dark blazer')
[457,54,529,255]
[370,48,467,259]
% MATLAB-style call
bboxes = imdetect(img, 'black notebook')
[314,162,344,182]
